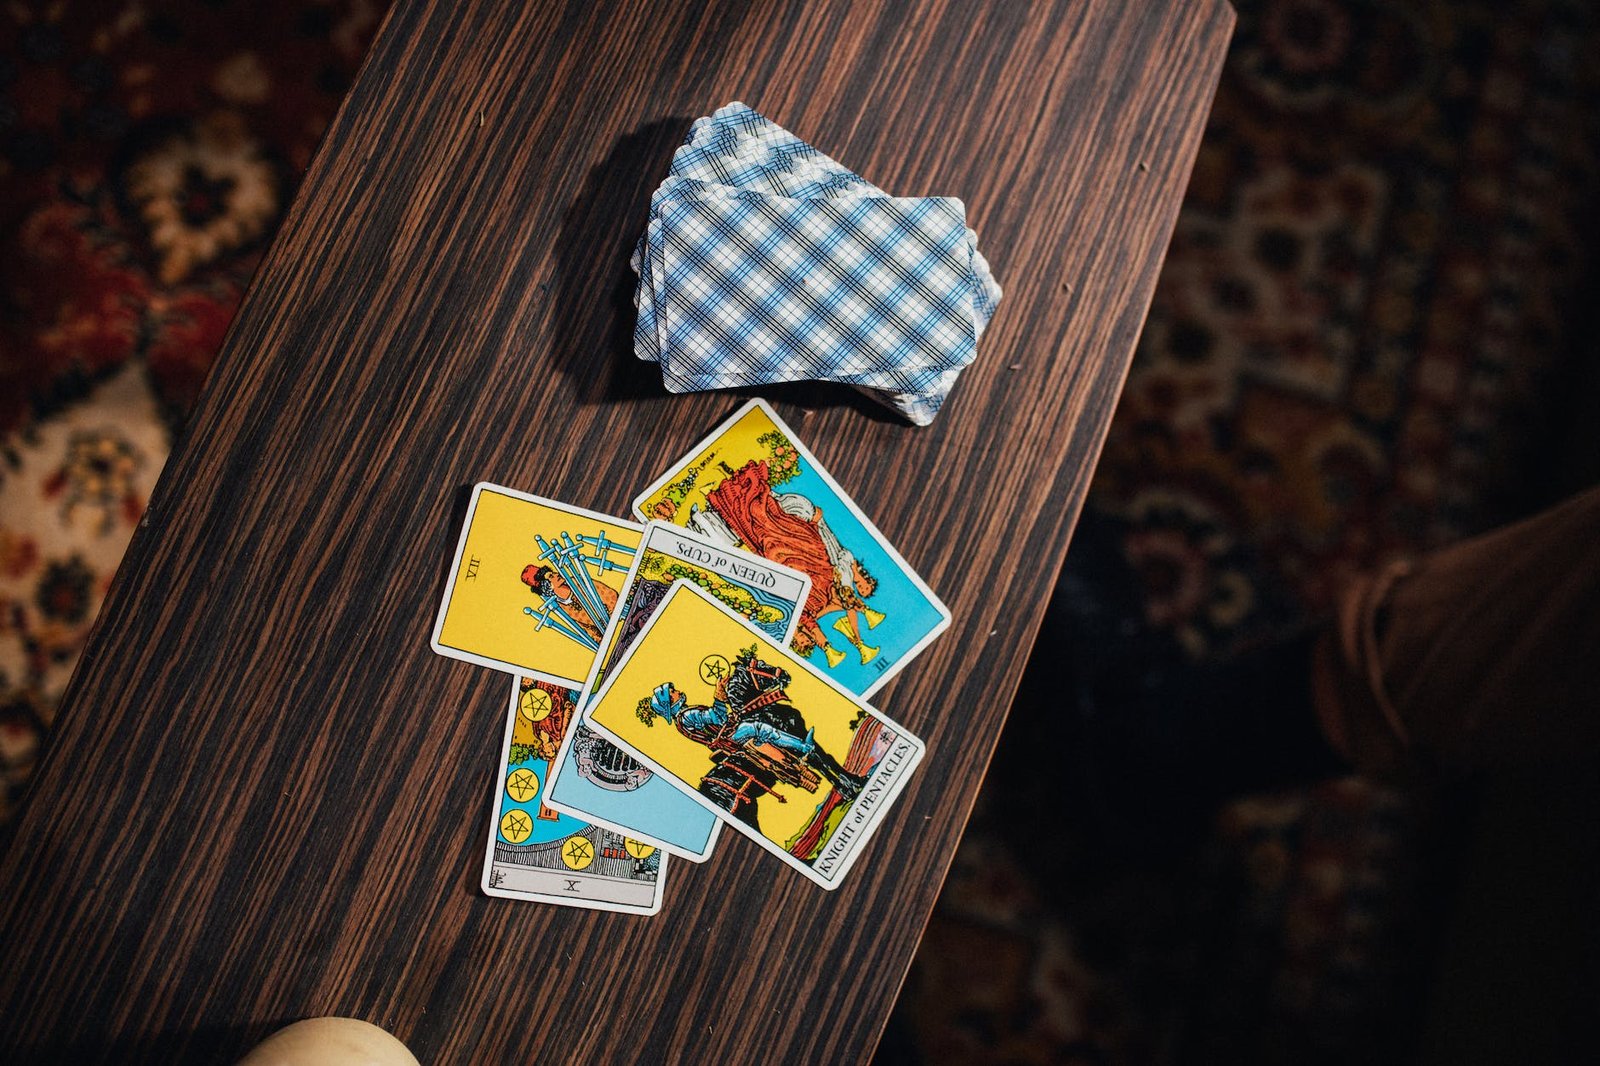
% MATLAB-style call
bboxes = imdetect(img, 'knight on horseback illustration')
[635,646,867,831]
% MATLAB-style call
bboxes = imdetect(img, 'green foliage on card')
[664,564,783,625]
[757,429,801,486]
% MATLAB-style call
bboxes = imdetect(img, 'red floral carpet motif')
[902,1,1599,1063]
[0,0,386,822]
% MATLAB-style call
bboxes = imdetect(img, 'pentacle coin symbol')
[499,809,534,844]
[505,768,540,803]
[520,687,554,723]
[561,835,596,870]
[698,654,731,686]
[623,838,656,860]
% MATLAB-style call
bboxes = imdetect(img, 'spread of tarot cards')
[430,399,946,908]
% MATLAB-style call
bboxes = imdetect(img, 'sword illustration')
[557,531,611,628]
[523,601,599,651]
[535,534,603,628]
[576,532,636,571]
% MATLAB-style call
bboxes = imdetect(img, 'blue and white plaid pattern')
[656,195,976,394]
[642,185,981,368]
[635,178,881,363]
[670,113,870,200]
[633,103,1002,425]
[634,104,1000,352]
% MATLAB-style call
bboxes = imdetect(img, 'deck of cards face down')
[633,102,1003,427]
[431,399,947,909]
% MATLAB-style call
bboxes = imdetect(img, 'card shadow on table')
[549,121,899,426]
[428,482,477,615]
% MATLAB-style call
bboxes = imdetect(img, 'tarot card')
[542,522,812,861]
[633,399,950,698]
[481,678,666,913]
[651,193,978,395]
[431,483,642,688]
[584,582,925,890]
[588,522,813,697]
[633,103,1003,362]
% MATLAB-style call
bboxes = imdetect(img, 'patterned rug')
[891,1,1600,1063]
[3,2,1597,1063]
[0,0,384,824]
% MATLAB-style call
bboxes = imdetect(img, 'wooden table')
[0,0,1231,1061]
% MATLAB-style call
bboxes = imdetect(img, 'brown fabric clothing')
[1313,485,1600,781]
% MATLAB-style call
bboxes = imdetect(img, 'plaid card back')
[630,102,1002,424]
[675,105,1001,332]
[635,104,1001,348]
[655,195,976,394]
[642,183,983,369]
[635,178,886,363]
[649,188,983,384]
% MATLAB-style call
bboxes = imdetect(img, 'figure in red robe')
[701,461,885,668]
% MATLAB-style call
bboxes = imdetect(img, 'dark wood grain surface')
[0,0,1231,1061]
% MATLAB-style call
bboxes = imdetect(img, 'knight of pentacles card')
[584,582,925,890]
[543,522,811,861]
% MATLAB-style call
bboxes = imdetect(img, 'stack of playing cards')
[631,102,1003,426]
[431,400,948,911]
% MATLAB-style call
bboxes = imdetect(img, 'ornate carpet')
[0,0,382,821]
[891,1,1599,1063]
[3,2,1596,1063]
